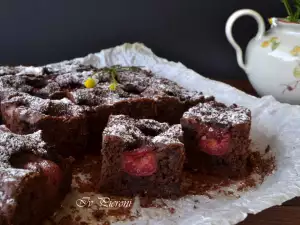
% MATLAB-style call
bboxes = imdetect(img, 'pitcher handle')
[225,9,266,71]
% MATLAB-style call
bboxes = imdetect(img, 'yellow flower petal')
[84,77,96,88]
[268,18,273,25]
[261,41,270,48]
[291,50,298,56]
[270,37,278,42]
[295,46,300,52]
[290,46,300,56]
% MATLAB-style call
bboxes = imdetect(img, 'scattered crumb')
[52,145,276,224]
[57,215,74,225]
[168,207,175,214]
[74,215,81,222]
[72,154,102,193]
[79,222,89,225]
[265,145,270,154]
[92,210,106,221]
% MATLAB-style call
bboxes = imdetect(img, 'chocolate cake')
[0,126,72,225]
[0,63,213,155]
[0,60,256,224]
[180,101,251,177]
[99,115,185,198]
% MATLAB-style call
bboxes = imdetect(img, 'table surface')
[219,79,300,225]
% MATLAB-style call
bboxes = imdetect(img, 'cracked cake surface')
[100,114,185,198]
[0,59,254,224]
[0,62,213,156]
[181,101,252,177]
[0,126,47,167]
[0,126,72,225]
[183,101,251,126]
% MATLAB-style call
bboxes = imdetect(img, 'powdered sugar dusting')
[5,93,50,113]
[0,129,47,166]
[136,119,169,133]
[45,58,84,75]
[0,167,35,209]
[0,66,42,76]
[104,115,183,147]
[103,115,145,144]
[0,127,47,206]
[152,124,183,145]
[183,101,251,125]
[0,62,212,125]
[1,168,32,183]
[2,92,84,117]
[16,66,44,76]
[49,98,84,116]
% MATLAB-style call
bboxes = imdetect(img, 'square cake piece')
[0,64,213,156]
[99,115,185,198]
[0,126,72,225]
[180,101,251,177]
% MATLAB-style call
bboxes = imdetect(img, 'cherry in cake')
[0,63,213,156]
[0,91,88,157]
[0,62,256,224]
[0,126,72,225]
[99,115,185,198]
[180,101,251,177]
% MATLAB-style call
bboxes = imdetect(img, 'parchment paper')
[52,43,300,225]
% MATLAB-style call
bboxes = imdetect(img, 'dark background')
[0,0,285,79]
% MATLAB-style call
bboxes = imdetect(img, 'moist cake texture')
[0,126,72,225]
[0,61,254,224]
[99,115,185,198]
[0,62,213,156]
[181,101,251,177]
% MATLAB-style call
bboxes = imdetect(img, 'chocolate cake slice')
[180,101,251,177]
[0,92,88,156]
[67,65,213,152]
[0,126,72,225]
[0,63,213,155]
[99,115,185,198]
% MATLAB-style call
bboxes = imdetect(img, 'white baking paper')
[51,43,300,225]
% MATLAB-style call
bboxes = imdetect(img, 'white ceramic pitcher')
[226,9,300,104]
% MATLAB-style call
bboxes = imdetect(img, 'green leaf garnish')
[92,65,143,91]
[271,42,280,51]
[109,81,118,91]
[293,65,300,78]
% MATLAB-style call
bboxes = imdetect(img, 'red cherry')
[36,160,63,190]
[13,153,62,195]
[122,147,157,177]
[199,133,231,156]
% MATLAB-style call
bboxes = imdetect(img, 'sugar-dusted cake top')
[0,126,47,168]
[152,124,183,145]
[1,91,84,118]
[182,101,251,126]
[0,62,212,112]
[103,115,183,146]
[0,167,37,210]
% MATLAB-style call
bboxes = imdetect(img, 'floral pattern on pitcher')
[281,80,300,94]
[260,35,300,95]
[261,37,280,51]
[290,46,300,56]
[281,47,300,94]
[282,61,300,94]
[226,8,300,103]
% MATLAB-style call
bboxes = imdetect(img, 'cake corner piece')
[99,114,185,198]
[180,101,252,177]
